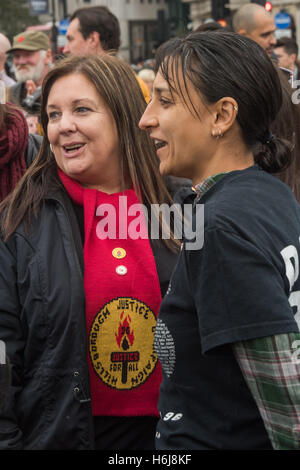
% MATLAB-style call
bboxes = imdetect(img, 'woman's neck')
[192,140,254,187]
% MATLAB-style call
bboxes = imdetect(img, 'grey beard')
[12,57,45,84]
[13,66,42,84]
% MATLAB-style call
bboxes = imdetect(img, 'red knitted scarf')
[58,169,162,417]
[0,104,28,201]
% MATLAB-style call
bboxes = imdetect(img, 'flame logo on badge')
[89,297,158,390]
[115,312,135,349]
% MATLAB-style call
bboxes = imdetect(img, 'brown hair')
[271,69,300,202]
[1,55,179,250]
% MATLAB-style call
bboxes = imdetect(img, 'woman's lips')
[62,143,86,158]
[154,139,167,156]
[154,139,167,149]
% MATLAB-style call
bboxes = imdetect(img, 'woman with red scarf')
[0,55,179,450]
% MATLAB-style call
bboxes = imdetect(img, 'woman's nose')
[139,106,158,130]
[59,112,77,133]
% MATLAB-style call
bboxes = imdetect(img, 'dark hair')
[271,69,300,202]
[70,6,120,52]
[0,55,179,251]
[155,31,291,174]
[275,37,298,57]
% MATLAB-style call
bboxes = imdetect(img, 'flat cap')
[8,30,50,52]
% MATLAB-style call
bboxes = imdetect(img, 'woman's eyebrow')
[153,86,171,95]
[46,98,95,110]
[72,98,95,106]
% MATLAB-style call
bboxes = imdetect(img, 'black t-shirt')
[154,166,300,450]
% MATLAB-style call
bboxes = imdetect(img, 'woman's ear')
[213,97,238,135]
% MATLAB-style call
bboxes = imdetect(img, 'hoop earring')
[212,129,223,139]
[216,129,223,139]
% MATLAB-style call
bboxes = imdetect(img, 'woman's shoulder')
[205,166,294,205]
[203,166,300,232]
[0,188,65,245]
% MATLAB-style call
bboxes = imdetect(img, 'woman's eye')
[159,98,171,106]
[75,107,90,113]
[48,111,60,120]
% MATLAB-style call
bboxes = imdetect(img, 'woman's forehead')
[156,65,202,102]
[155,62,188,96]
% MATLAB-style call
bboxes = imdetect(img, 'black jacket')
[0,188,177,450]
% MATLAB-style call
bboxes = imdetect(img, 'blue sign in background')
[58,19,70,35]
[275,12,291,29]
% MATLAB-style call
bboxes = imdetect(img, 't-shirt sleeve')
[185,228,299,353]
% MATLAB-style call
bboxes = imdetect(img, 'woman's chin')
[159,162,189,180]
[61,163,87,179]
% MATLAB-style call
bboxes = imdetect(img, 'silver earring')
[214,129,223,139]
[49,143,53,152]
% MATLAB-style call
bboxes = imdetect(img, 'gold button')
[112,247,126,259]
[116,265,127,276]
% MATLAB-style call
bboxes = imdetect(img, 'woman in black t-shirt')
[139,31,300,450]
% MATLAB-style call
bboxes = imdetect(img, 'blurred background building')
[186,0,299,46]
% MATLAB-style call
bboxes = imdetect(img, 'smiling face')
[139,69,216,182]
[12,49,49,84]
[46,72,121,191]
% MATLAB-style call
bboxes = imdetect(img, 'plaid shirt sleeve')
[233,333,300,450]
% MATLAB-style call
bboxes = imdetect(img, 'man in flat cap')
[7,30,52,109]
